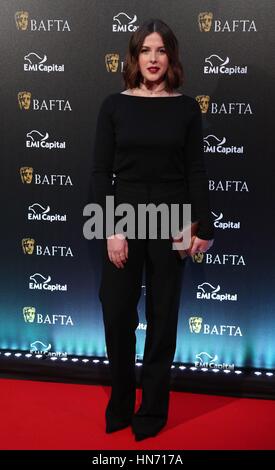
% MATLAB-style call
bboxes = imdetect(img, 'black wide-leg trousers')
[98,180,186,433]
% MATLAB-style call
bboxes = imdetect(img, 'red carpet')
[1,378,275,450]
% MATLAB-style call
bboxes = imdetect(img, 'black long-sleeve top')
[91,92,214,240]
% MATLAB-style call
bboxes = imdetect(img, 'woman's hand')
[187,236,214,256]
[107,233,128,269]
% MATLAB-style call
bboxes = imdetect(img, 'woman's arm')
[91,95,116,238]
[91,95,128,267]
[183,100,214,242]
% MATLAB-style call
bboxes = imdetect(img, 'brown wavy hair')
[122,18,184,92]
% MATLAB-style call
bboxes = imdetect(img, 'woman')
[91,18,214,441]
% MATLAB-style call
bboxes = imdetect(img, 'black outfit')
[91,92,214,439]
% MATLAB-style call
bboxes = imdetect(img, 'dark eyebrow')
[141,46,165,49]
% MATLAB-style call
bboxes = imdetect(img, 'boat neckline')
[119,92,184,99]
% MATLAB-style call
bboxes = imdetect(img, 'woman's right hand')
[107,233,128,269]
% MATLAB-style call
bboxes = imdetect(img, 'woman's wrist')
[107,233,126,240]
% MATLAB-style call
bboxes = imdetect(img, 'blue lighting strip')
[0,349,274,377]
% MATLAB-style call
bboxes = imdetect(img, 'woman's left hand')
[188,236,214,256]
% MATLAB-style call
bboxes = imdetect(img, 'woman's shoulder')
[99,92,127,111]
[180,93,200,107]
[120,89,132,95]
[179,94,202,117]
[100,92,117,104]
[97,93,119,114]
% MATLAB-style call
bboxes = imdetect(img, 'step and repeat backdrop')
[1,0,275,373]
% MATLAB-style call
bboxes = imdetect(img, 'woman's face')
[138,32,169,85]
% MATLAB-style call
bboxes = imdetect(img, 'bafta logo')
[15,11,29,30]
[105,53,119,72]
[23,306,36,323]
[198,12,213,32]
[189,316,203,334]
[20,167,33,184]
[192,252,204,263]
[196,95,210,114]
[18,91,31,110]
[22,238,35,255]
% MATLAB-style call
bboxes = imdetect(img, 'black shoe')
[132,413,167,440]
[134,432,155,442]
[106,419,131,434]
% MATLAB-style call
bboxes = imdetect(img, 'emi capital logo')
[189,316,242,337]
[20,167,73,186]
[112,12,138,32]
[15,11,71,31]
[196,95,252,115]
[194,352,234,371]
[26,130,66,150]
[30,341,67,357]
[29,273,67,292]
[21,238,73,257]
[23,307,73,326]
[204,55,247,75]
[196,283,237,302]
[204,135,244,156]
[27,203,67,223]
[17,91,72,111]
[24,52,64,73]
[212,211,240,230]
[198,12,257,33]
